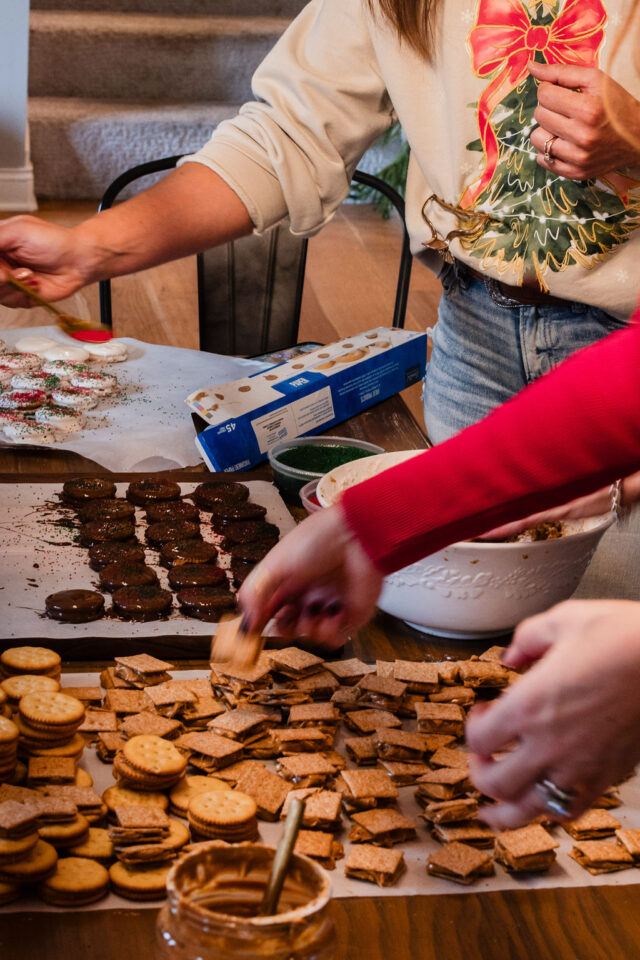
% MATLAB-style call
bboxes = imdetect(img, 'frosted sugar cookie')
[11,371,61,392]
[14,335,58,355]
[50,386,98,410]
[0,389,45,410]
[42,344,90,363]
[0,352,41,371]
[41,359,89,377]
[69,371,118,396]
[84,339,128,362]
[3,421,57,444]
[35,404,84,432]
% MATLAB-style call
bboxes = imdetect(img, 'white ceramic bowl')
[317,450,615,638]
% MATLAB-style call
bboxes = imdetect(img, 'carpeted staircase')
[28,0,309,199]
[29,0,398,202]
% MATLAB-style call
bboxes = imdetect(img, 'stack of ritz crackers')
[1,642,639,909]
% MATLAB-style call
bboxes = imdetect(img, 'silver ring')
[536,777,576,819]
[543,135,558,162]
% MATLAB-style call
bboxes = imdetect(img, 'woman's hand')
[465,599,640,829]
[480,470,640,540]
[238,503,383,651]
[528,61,640,180]
[0,215,100,307]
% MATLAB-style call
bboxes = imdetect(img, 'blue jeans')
[423,261,628,444]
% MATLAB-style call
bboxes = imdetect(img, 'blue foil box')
[187,328,427,473]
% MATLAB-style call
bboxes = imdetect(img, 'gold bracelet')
[610,479,633,526]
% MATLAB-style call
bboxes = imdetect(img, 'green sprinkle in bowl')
[268,435,385,504]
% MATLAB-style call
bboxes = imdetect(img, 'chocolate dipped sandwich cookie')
[77,499,136,523]
[88,542,146,571]
[112,586,173,621]
[145,500,199,523]
[99,562,159,593]
[167,564,228,591]
[207,501,267,524]
[176,587,236,621]
[145,520,202,548]
[126,478,182,506]
[79,518,136,548]
[218,520,279,549]
[192,481,249,511]
[62,477,117,504]
[159,540,218,568]
[45,590,105,623]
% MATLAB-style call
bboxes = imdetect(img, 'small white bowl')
[317,450,614,638]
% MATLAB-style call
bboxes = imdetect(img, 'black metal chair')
[98,156,412,354]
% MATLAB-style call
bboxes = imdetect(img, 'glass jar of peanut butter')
[155,843,335,960]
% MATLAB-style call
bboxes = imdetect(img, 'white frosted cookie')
[35,404,84,432]
[0,389,46,410]
[0,411,26,425]
[84,340,128,363]
[42,344,90,363]
[11,371,62,392]
[3,421,57,444]
[69,371,117,396]
[0,352,41,371]
[15,336,59,355]
[41,359,89,378]
[50,387,98,410]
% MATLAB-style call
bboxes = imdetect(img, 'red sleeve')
[340,314,640,575]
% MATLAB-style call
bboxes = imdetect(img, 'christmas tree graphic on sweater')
[458,0,640,287]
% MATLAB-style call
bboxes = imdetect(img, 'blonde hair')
[606,2,640,149]
[366,0,443,59]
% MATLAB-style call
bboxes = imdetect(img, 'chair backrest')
[98,157,412,353]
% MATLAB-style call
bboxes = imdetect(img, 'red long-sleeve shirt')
[341,313,640,576]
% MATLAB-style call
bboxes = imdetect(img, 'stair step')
[30,11,290,102]
[31,0,308,15]
[29,96,240,200]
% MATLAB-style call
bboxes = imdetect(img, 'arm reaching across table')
[239,315,640,642]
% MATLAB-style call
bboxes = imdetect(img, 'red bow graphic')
[460,0,607,208]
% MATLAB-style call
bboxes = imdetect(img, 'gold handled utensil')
[259,798,306,916]
[6,274,112,340]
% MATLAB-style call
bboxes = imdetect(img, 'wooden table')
[0,393,638,960]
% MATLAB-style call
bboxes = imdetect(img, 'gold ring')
[543,135,558,163]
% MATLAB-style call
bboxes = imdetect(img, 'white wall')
[0,0,36,210]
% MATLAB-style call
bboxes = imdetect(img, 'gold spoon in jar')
[5,274,112,340]
[259,798,306,916]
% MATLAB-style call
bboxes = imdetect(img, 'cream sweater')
[183,0,640,319]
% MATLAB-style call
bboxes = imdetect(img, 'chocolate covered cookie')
[126,479,181,506]
[77,499,136,523]
[229,541,275,565]
[219,520,279,548]
[111,585,173,621]
[79,519,136,548]
[45,589,105,623]
[192,481,249,511]
[98,563,159,593]
[62,477,117,504]
[176,587,236,621]
[145,521,202,548]
[207,501,268,524]
[159,540,219,569]
[230,563,255,590]
[87,542,146,571]
[144,501,199,524]
[167,564,228,591]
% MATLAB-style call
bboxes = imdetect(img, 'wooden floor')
[0,201,442,428]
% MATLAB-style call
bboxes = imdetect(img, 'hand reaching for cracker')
[465,599,640,829]
[237,504,383,651]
